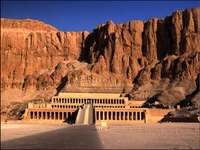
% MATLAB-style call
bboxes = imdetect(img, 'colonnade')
[96,111,145,121]
[33,104,46,108]
[29,111,73,120]
[51,105,126,109]
[52,105,82,109]
[52,98,125,104]
[28,110,145,122]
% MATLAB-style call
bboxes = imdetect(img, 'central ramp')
[75,104,94,125]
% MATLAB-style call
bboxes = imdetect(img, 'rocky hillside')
[1,8,200,118]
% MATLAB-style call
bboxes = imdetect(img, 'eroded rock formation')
[1,8,200,118]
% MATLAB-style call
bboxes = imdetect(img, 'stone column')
[41,112,44,119]
[124,112,126,120]
[29,111,31,119]
[136,112,138,120]
[139,112,141,120]
[53,112,55,120]
[130,112,133,120]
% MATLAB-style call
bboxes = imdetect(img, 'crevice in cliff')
[55,76,68,96]
[56,32,62,45]
[141,22,147,60]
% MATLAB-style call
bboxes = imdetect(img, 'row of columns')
[94,106,125,108]
[92,99,125,104]
[51,105,126,109]
[32,104,46,108]
[29,111,73,120]
[52,98,125,104]
[96,111,145,121]
[52,105,81,109]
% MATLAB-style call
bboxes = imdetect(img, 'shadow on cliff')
[55,76,68,96]
[175,73,200,108]
[78,25,109,63]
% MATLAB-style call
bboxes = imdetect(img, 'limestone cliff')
[1,8,200,113]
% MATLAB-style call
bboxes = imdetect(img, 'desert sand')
[97,123,200,149]
[1,122,199,149]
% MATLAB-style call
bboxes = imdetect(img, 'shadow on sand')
[1,125,103,149]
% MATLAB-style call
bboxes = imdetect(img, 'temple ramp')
[76,104,94,125]
[75,107,85,125]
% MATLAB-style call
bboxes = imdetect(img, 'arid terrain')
[1,7,200,120]
[1,122,199,149]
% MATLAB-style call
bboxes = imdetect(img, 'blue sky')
[1,1,199,32]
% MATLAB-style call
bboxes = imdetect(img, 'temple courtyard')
[1,122,200,149]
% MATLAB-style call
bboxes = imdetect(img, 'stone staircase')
[75,104,94,125]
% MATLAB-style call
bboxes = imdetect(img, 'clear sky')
[1,1,199,32]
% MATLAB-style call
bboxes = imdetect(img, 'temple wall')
[23,93,172,123]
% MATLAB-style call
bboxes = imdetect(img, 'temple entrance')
[86,99,91,104]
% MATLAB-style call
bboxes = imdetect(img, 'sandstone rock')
[1,18,58,32]
[1,7,200,110]
[1,19,89,90]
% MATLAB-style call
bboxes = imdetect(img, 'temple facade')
[23,93,172,123]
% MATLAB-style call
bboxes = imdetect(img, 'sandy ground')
[97,123,200,149]
[1,123,102,149]
[1,122,68,142]
[1,122,200,149]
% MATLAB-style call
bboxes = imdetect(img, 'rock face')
[1,7,200,111]
[1,18,89,90]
